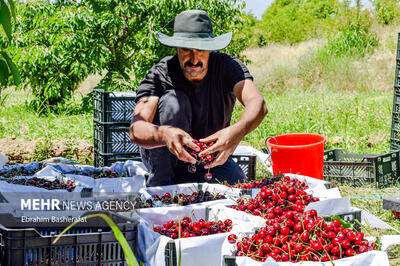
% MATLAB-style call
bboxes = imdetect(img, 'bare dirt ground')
[0,137,93,164]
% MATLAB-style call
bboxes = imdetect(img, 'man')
[130,10,267,186]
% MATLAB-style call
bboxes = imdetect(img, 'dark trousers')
[140,89,246,187]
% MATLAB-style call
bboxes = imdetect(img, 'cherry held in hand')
[186,139,218,181]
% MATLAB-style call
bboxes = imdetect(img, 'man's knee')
[210,157,246,185]
[140,146,177,186]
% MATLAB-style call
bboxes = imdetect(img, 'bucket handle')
[262,136,278,167]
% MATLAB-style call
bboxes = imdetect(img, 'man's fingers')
[181,151,197,164]
[177,148,197,164]
[170,141,196,164]
[199,134,218,143]
[184,137,200,152]
[199,143,219,157]
[204,152,227,168]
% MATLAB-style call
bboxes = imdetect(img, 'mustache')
[184,61,203,68]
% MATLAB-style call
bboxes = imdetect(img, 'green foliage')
[255,0,341,45]
[0,58,8,83]
[373,0,400,25]
[0,0,12,40]
[11,0,250,113]
[0,0,20,95]
[237,13,262,47]
[32,137,52,162]
[318,22,378,58]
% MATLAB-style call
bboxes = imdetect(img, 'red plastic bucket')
[266,133,327,180]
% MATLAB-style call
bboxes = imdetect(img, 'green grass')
[233,88,392,155]
[339,185,400,231]
[1,87,393,157]
[0,92,93,141]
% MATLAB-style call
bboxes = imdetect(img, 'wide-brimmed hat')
[156,10,232,51]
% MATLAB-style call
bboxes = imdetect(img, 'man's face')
[176,48,210,82]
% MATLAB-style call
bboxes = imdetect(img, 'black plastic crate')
[322,210,362,232]
[94,151,141,168]
[94,122,139,155]
[231,155,256,180]
[223,255,238,266]
[390,92,400,149]
[323,148,400,187]
[391,33,400,151]
[383,196,400,212]
[93,89,136,124]
[164,240,177,266]
[392,102,400,151]
[0,212,138,266]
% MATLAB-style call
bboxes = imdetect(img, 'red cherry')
[312,242,323,252]
[345,248,355,256]
[312,255,320,262]
[358,245,368,253]
[281,253,289,261]
[356,232,364,239]
[192,226,201,233]
[294,223,302,232]
[204,173,212,181]
[258,230,267,239]
[264,235,273,243]
[280,226,290,236]
[331,220,341,228]
[300,231,310,243]
[294,243,303,253]
[347,231,356,242]
[224,219,232,227]
[342,239,351,249]
[228,234,237,244]
[300,253,311,261]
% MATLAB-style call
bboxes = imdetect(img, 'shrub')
[373,0,400,25]
[0,0,20,97]
[256,0,341,45]
[11,0,250,113]
[319,22,378,58]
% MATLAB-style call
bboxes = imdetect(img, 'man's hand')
[198,125,244,168]
[160,125,200,164]
[197,79,267,169]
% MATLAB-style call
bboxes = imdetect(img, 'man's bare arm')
[232,79,268,136]
[199,79,267,167]
[129,96,165,148]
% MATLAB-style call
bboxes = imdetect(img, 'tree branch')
[125,49,135,61]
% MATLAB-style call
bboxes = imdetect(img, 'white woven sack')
[137,204,256,266]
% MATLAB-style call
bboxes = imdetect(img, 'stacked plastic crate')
[391,33,400,151]
[93,89,141,167]
[384,41,400,215]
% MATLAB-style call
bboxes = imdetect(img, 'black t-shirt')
[135,51,253,139]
